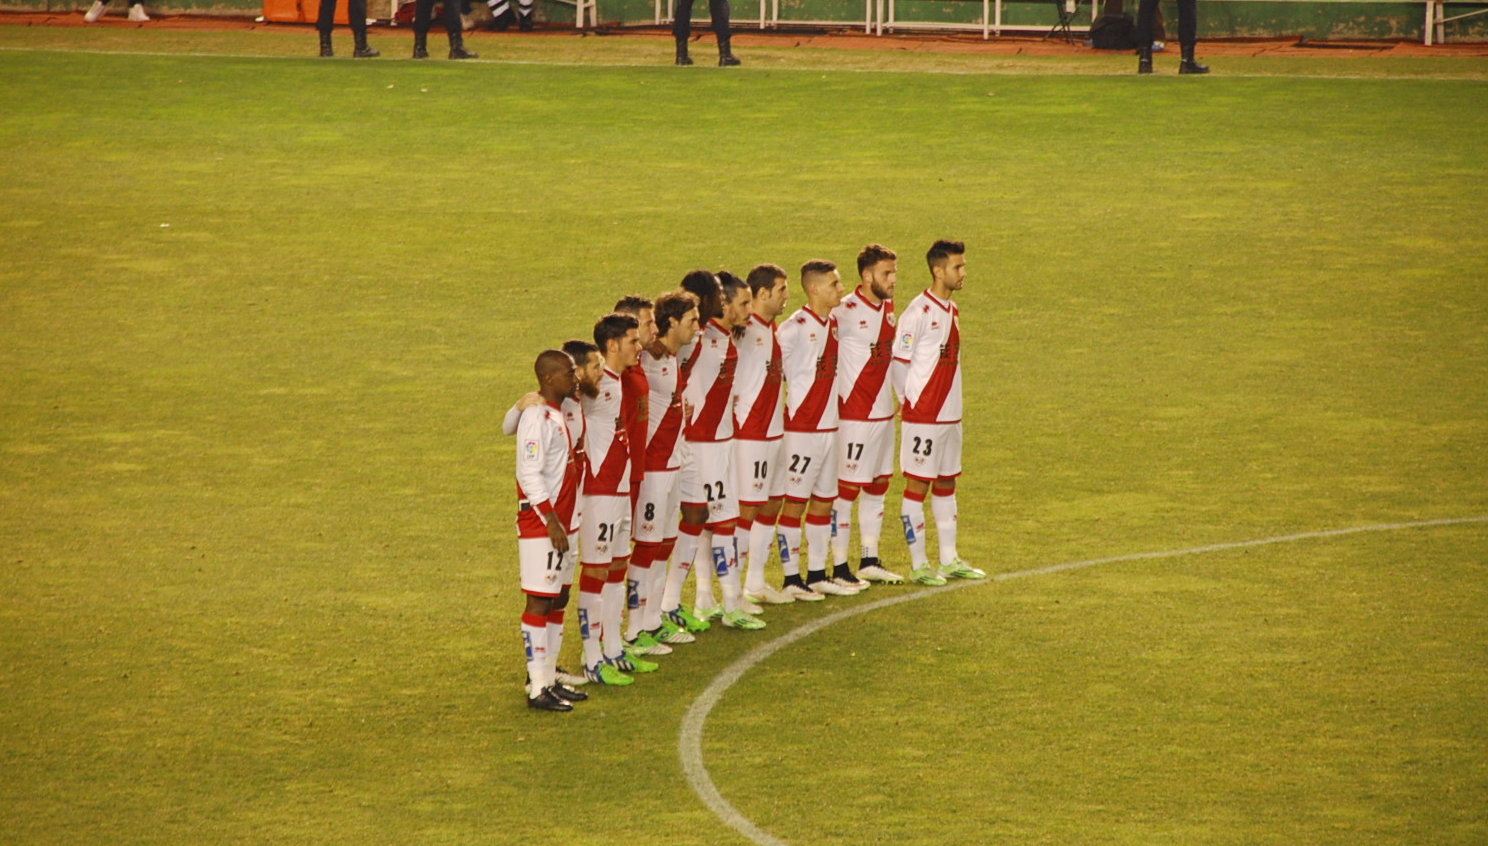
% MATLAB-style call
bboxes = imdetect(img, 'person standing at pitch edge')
[317,0,379,58]
[673,0,740,66]
[1138,0,1207,73]
[412,0,478,59]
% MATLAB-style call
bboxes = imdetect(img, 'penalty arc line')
[678,514,1488,846]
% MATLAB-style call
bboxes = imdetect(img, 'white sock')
[931,492,959,565]
[693,529,717,610]
[644,551,669,631]
[522,613,549,696]
[831,497,853,568]
[663,528,701,612]
[713,527,742,613]
[901,494,930,567]
[624,562,649,641]
[600,577,625,661]
[546,612,565,679]
[745,519,773,594]
[578,583,604,668]
[777,517,802,578]
[805,515,831,580]
[859,491,885,560]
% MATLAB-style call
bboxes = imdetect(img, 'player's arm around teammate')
[514,350,588,711]
[893,240,986,586]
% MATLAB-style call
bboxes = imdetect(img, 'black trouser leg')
[440,0,461,39]
[672,0,695,43]
[414,0,433,37]
[317,0,337,34]
[1174,0,1196,51]
[708,0,731,40]
[1135,0,1158,47]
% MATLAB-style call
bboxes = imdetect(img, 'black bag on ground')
[1089,13,1137,50]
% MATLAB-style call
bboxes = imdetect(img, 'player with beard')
[658,270,725,631]
[576,313,656,685]
[894,240,986,586]
[830,244,907,587]
[672,271,765,630]
[629,290,703,648]
[513,350,586,711]
[610,295,672,659]
[733,264,796,608]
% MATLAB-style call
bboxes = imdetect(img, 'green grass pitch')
[2,26,1486,846]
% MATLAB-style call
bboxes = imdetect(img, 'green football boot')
[940,559,987,580]
[911,566,948,587]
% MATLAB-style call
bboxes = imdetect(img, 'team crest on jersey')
[523,440,539,460]
[886,312,897,327]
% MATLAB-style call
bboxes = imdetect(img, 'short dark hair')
[562,338,598,366]
[857,244,897,275]
[717,271,749,303]
[535,349,571,381]
[593,312,639,355]
[926,239,965,271]
[745,264,788,296]
[800,259,837,290]
[613,295,654,315]
[654,290,699,335]
[680,270,722,322]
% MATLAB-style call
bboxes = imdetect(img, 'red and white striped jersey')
[515,401,580,538]
[895,290,962,424]
[778,306,840,433]
[581,367,632,495]
[641,347,688,472]
[832,287,897,422]
[732,314,784,440]
[683,320,739,443]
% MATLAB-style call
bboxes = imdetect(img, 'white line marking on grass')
[679,514,1488,846]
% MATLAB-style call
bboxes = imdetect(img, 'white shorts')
[633,469,680,544]
[781,429,839,503]
[579,494,632,566]
[679,439,739,525]
[735,437,785,507]
[900,421,963,482]
[837,418,896,486]
[519,533,578,597]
